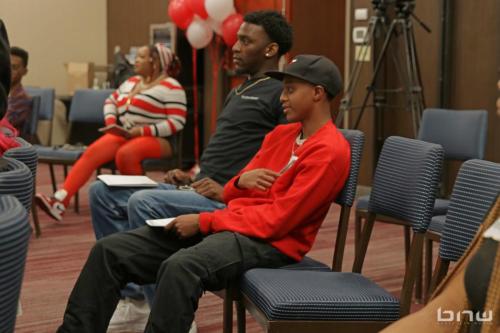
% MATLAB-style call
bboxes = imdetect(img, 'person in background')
[0,22,21,161]
[4,46,31,133]
[57,54,350,333]
[90,10,293,333]
[35,44,187,222]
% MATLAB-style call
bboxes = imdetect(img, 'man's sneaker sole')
[34,194,63,222]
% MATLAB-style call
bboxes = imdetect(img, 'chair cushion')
[355,195,370,211]
[35,145,83,161]
[280,256,330,271]
[428,215,446,233]
[432,199,449,216]
[242,269,400,321]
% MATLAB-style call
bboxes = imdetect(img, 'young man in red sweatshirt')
[57,54,351,333]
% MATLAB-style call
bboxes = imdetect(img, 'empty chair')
[353,109,487,299]
[239,136,443,333]
[0,195,31,333]
[24,87,55,145]
[425,159,500,299]
[20,95,40,143]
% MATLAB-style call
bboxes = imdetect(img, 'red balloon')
[168,0,194,30]
[186,0,208,19]
[222,13,243,47]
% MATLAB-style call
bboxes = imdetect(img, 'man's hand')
[164,169,192,185]
[191,177,224,202]
[165,214,200,239]
[238,169,280,191]
[128,127,142,138]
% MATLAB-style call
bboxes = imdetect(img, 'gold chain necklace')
[234,76,270,96]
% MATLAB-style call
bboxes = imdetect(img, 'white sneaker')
[189,321,197,333]
[107,298,150,332]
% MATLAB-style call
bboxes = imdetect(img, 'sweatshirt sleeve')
[199,150,348,240]
[103,90,119,125]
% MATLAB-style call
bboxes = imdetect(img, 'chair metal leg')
[63,165,68,178]
[414,244,423,303]
[354,211,363,259]
[332,205,351,271]
[352,212,376,273]
[49,164,57,193]
[31,198,41,237]
[426,257,450,302]
[424,238,433,303]
[400,233,424,316]
[404,226,411,263]
[223,289,234,333]
[236,299,246,333]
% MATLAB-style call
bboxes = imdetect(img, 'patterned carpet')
[14,164,426,332]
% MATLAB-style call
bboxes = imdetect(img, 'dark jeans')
[57,226,293,333]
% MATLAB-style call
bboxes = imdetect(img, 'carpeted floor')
[14,164,428,332]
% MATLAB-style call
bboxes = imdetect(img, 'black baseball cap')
[266,54,343,97]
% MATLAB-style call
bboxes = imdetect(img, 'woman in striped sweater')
[35,44,187,222]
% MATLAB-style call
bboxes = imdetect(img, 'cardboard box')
[65,62,94,95]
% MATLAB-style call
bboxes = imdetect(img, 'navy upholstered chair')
[221,129,365,333]
[355,109,487,238]
[25,87,55,123]
[35,89,113,212]
[19,95,41,143]
[0,195,31,333]
[353,109,487,299]
[425,159,500,299]
[238,137,443,333]
[25,87,55,145]
[4,138,40,236]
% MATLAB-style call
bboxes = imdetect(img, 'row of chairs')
[222,122,498,332]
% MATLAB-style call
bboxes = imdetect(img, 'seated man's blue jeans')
[89,181,226,304]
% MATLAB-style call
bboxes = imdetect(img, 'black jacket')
[0,19,11,119]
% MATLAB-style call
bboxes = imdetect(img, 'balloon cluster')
[168,0,243,49]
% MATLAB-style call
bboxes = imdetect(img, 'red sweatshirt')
[199,121,351,261]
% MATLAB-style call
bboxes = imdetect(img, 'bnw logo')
[437,307,493,323]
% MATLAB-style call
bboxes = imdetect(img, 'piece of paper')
[484,218,500,241]
[146,218,175,227]
[97,175,158,187]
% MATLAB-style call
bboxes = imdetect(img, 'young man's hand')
[165,214,200,239]
[164,169,192,185]
[238,169,280,191]
[191,177,224,202]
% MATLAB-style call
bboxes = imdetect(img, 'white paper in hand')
[97,175,158,187]
[146,218,175,227]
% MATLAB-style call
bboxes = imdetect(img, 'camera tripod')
[337,0,430,138]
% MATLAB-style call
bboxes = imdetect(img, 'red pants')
[61,134,166,206]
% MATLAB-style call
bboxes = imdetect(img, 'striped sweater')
[104,76,187,137]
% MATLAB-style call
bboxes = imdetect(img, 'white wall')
[0,0,107,94]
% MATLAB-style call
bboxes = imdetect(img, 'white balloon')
[206,17,223,35]
[205,0,235,22]
[186,17,214,49]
